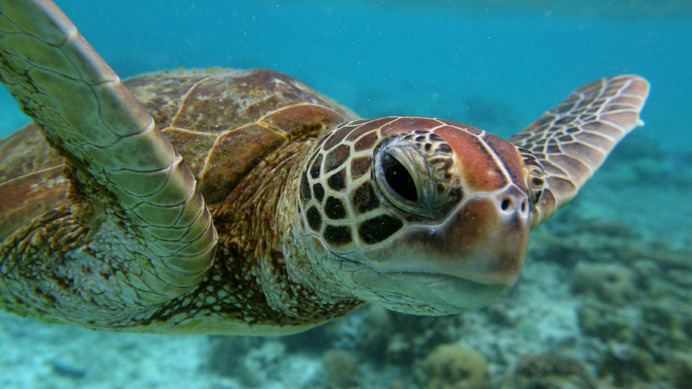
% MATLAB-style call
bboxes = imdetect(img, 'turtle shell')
[0,67,357,241]
[128,68,358,203]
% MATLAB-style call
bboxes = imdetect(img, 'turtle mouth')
[342,263,510,313]
[384,271,508,309]
[327,252,512,312]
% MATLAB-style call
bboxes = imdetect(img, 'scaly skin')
[0,0,217,304]
[0,0,650,334]
[124,135,362,335]
[0,0,357,333]
[0,69,360,334]
[510,75,650,227]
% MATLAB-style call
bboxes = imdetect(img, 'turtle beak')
[352,184,530,313]
[433,184,531,288]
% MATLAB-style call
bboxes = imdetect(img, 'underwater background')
[0,1,690,388]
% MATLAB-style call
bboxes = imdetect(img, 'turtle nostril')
[501,198,511,211]
[521,200,527,213]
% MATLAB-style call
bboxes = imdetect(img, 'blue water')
[1,1,690,144]
[1,1,691,388]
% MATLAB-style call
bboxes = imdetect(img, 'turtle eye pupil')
[382,153,418,202]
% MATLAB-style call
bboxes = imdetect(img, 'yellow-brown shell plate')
[0,123,66,240]
[128,68,357,203]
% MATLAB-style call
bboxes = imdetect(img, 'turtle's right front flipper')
[0,0,216,328]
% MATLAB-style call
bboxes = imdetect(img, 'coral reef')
[502,353,595,389]
[322,349,360,388]
[418,343,490,389]
[571,262,637,304]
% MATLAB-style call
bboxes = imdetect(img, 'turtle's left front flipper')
[510,75,649,228]
[0,0,216,327]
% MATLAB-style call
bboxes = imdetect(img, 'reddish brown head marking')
[295,116,534,314]
[434,125,526,194]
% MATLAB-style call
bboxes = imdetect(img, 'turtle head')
[292,117,537,315]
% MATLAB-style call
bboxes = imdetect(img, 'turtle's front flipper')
[510,75,649,228]
[0,1,216,325]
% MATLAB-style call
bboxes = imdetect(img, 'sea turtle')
[0,0,649,335]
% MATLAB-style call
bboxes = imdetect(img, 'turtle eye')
[381,153,418,202]
[528,176,544,210]
[525,167,546,211]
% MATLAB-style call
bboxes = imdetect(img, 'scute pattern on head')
[297,117,470,254]
[299,120,390,250]
[287,116,536,315]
